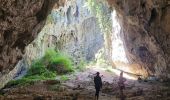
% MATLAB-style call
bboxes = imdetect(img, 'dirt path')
[1,66,170,100]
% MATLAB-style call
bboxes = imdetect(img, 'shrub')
[60,75,69,81]
[77,59,86,71]
[49,54,73,73]
[26,60,45,76]
[44,49,57,60]
[6,49,73,87]
[25,59,56,79]
[6,78,35,87]
[6,59,56,87]
[44,49,74,74]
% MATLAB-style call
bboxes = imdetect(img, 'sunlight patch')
[111,9,137,79]
[111,10,128,63]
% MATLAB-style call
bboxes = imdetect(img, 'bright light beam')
[111,9,136,79]
[111,10,128,63]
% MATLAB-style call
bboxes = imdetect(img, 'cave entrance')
[109,10,136,80]
[23,0,137,80]
[83,0,137,79]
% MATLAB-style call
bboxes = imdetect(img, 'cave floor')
[1,66,170,100]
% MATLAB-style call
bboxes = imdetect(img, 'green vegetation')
[106,68,112,73]
[6,78,36,87]
[95,48,108,65]
[60,75,69,81]
[6,49,74,87]
[6,60,56,87]
[26,59,56,78]
[44,49,74,74]
[85,0,112,35]
[77,59,87,71]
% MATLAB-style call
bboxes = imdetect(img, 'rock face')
[107,0,170,78]
[0,0,170,89]
[0,0,104,89]
[0,0,57,74]
[0,0,63,88]
[24,0,104,66]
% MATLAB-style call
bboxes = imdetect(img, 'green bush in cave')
[76,59,87,71]
[6,49,73,87]
[6,60,56,87]
[25,59,56,79]
[60,75,69,81]
[43,49,74,74]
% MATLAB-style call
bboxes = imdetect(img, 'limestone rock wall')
[107,0,170,78]
[0,0,59,74]
[24,0,104,66]
[0,0,63,89]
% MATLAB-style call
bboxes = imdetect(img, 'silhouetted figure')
[94,72,102,100]
[118,71,126,100]
[138,76,142,83]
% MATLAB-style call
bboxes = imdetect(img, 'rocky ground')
[0,66,170,100]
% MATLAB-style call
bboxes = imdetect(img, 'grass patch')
[6,61,56,87]
[6,78,36,87]
[60,75,69,81]
[26,60,56,79]
[44,49,74,74]
[106,68,112,73]
[77,60,87,71]
[6,49,74,87]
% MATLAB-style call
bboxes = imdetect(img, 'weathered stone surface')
[107,0,170,78]
[0,0,57,73]
[24,0,104,66]
[0,0,170,89]
[0,0,64,89]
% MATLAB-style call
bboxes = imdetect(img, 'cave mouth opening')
[23,0,137,80]
[82,0,137,80]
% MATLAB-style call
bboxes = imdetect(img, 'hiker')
[94,72,102,100]
[118,71,126,100]
[138,76,142,83]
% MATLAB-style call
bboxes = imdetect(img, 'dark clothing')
[94,75,102,89]
[94,75,102,100]
[95,88,100,96]
[118,76,126,90]
[118,75,126,100]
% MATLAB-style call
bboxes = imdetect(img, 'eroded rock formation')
[0,0,64,88]
[0,0,170,89]
[107,0,170,78]
[24,0,104,66]
[0,0,56,74]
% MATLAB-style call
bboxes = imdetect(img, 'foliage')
[44,49,74,74]
[106,67,112,73]
[95,48,107,65]
[25,58,56,78]
[6,78,36,87]
[76,59,87,71]
[85,0,112,35]
[6,49,73,87]
[60,75,69,81]
[85,0,113,60]
[6,59,56,87]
